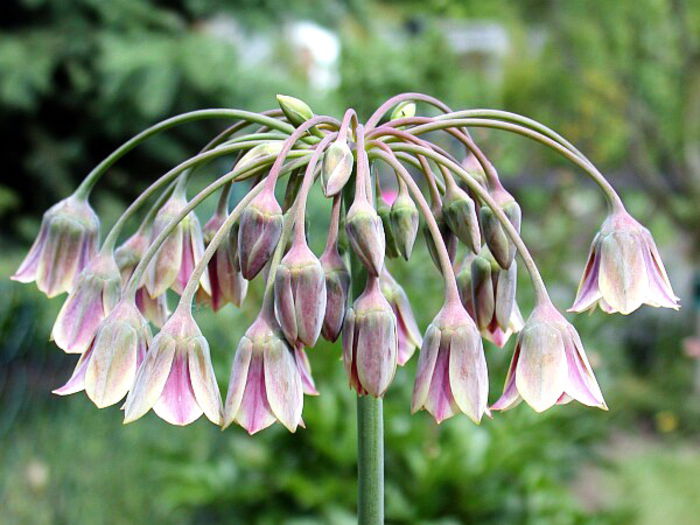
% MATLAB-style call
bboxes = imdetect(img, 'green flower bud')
[236,141,284,178]
[480,200,522,269]
[276,94,314,127]
[377,194,399,259]
[389,188,419,260]
[322,140,354,196]
[390,101,416,121]
[470,254,495,330]
[443,184,481,253]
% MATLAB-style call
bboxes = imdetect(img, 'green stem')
[74,109,297,199]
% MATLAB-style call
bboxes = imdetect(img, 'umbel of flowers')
[14,93,680,431]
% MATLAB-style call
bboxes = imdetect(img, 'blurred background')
[2,1,700,524]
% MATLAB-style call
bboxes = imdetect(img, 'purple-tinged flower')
[492,301,607,412]
[145,192,211,298]
[342,276,398,397]
[322,139,354,197]
[115,230,170,326]
[379,269,421,365]
[223,310,304,434]
[319,241,350,342]
[202,212,248,311]
[53,299,151,408]
[13,195,99,297]
[570,209,679,315]
[274,239,327,347]
[411,301,489,424]
[377,190,399,259]
[123,307,222,426]
[51,251,121,354]
[481,304,524,348]
[238,188,284,280]
[294,344,319,396]
[345,198,386,277]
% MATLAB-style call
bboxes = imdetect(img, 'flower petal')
[188,335,223,425]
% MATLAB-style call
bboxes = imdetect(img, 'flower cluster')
[14,93,679,434]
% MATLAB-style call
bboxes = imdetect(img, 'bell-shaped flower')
[342,276,398,397]
[345,198,386,277]
[115,230,169,326]
[202,212,248,311]
[379,268,421,365]
[570,209,679,315]
[51,251,121,354]
[274,238,326,347]
[238,188,284,280]
[124,306,223,426]
[492,300,607,412]
[13,194,99,297]
[145,192,211,298]
[53,299,151,408]
[411,301,489,424]
[319,240,350,342]
[223,307,304,434]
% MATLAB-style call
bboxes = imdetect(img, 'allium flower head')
[492,301,606,412]
[342,276,398,397]
[274,239,327,347]
[202,212,248,311]
[379,268,421,365]
[54,299,151,408]
[146,192,211,298]
[124,307,223,426]
[238,188,284,280]
[569,209,679,315]
[51,251,121,354]
[13,195,99,297]
[411,301,489,424]
[223,309,304,434]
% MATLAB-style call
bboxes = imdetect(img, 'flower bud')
[13,195,99,298]
[345,198,385,276]
[492,301,606,413]
[276,94,314,127]
[202,212,248,311]
[456,254,476,318]
[479,200,522,269]
[390,189,419,260]
[224,311,304,434]
[376,192,399,259]
[461,153,488,189]
[274,240,327,347]
[342,276,398,397]
[51,251,121,354]
[124,307,223,426]
[322,140,354,196]
[411,302,489,423]
[236,141,284,179]
[380,269,421,365]
[470,254,495,330]
[390,101,416,121]
[494,260,517,330]
[53,299,151,408]
[238,189,283,279]
[443,184,481,253]
[145,192,211,298]
[320,243,350,342]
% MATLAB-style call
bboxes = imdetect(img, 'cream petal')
[598,233,647,314]
[411,324,441,413]
[449,326,489,423]
[188,336,223,425]
[264,342,303,432]
[223,337,253,427]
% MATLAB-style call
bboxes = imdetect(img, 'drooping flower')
[273,238,327,347]
[115,230,169,326]
[411,301,489,424]
[124,306,222,426]
[342,275,398,397]
[492,300,607,412]
[223,307,304,434]
[479,197,521,270]
[237,188,284,280]
[379,268,421,365]
[322,139,354,197]
[442,182,481,253]
[53,299,151,408]
[13,194,99,297]
[51,251,121,354]
[569,209,679,315]
[201,212,248,311]
[346,198,386,276]
[390,184,419,260]
[145,192,211,298]
[319,241,350,342]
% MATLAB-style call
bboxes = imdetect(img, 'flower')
[411,301,489,423]
[276,94,314,127]
[202,212,248,311]
[379,268,421,365]
[320,242,350,342]
[223,309,304,434]
[322,139,354,196]
[442,183,481,253]
[51,251,121,354]
[274,239,327,347]
[145,192,211,298]
[53,299,151,408]
[492,300,607,412]
[293,344,319,396]
[123,307,223,426]
[345,198,386,276]
[569,209,679,315]
[237,189,284,280]
[390,187,419,260]
[342,276,398,397]
[13,194,99,297]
